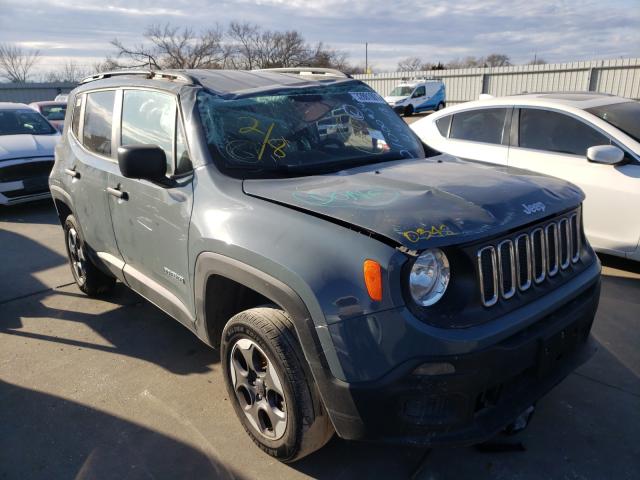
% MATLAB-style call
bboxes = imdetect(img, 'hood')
[243,156,584,250]
[0,133,59,161]
[384,95,409,104]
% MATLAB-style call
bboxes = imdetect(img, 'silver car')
[0,102,59,205]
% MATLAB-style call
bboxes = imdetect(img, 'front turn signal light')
[363,259,383,301]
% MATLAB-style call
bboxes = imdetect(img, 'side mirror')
[117,145,167,180]
[586,145,625,165]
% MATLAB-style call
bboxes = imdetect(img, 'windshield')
[0,109,57,136]
[197,81,424,177]
[389,86,413,97]
[40,104,67,121]
[586,101,640,143]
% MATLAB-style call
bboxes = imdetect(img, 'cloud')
[0,0,638,73]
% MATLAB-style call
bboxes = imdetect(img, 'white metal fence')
[353,58,640,105]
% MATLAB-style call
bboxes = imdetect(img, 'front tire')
[63,215,115,296]
[221,307,333,462]
[403,105,414,117]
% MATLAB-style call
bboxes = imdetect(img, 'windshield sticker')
[349,91,386,104]
[396,224,458,243]
[293,188,400,207]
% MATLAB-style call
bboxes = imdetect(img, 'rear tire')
[436,102,445,111]
[63,214,115,296]
[221,307,334,462]
[404,105,414,117]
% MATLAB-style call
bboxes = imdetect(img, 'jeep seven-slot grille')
[477,210,581,307]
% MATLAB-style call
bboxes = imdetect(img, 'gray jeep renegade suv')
[50,68,601,462]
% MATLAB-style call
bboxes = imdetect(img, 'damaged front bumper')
[317,260,600,446]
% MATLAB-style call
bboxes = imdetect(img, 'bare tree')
[93,57,124,73]
[255,30,308,68]
[397,56,430,72]
[306,41,352,70]
[226,22,352,71]
[45,60,90,83]
[226,22,260,69]
[105,22,354,73]
[446,54,511,69]
[484,53,511,67]
[111,24,228,69]
[446,56,482,69]
[0,43,40,83]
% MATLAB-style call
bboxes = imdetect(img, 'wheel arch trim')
[193,251,359,433]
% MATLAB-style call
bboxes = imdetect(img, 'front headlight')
[409,249,450,306]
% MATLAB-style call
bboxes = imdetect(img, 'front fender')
[193,251,365,437]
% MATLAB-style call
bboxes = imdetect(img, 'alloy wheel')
[67,227,87,285]
[229,338,287,440]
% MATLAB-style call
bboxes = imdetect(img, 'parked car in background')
[30,101,67,132]
[0,102,59,205]
[384,78,445,116]
[54,93,69,102]
[411,93,640,261]
[50,69,600,461]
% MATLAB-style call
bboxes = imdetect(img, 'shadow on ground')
[1,203,218,376]
[0,380,245,480]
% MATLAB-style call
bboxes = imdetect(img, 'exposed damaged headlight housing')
[409,249,450,307]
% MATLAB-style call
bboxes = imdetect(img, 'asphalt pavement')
[1,200,638,480]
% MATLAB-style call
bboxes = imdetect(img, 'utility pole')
[365,43,368,74]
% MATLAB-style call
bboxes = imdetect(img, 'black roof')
[77,69,353,98]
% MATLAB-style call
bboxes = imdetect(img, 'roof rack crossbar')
[80,69,197,85]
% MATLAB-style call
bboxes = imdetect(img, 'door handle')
[64,168,80,179]
[107,186,128,200]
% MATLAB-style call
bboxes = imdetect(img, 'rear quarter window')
[71,95,82,138]
[435,115,452,137]
[450,108,508,144]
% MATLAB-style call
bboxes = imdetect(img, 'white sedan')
[0,102,60,205]
[411,93,640,261]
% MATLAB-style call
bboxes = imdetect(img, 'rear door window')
[83,91,115,156]
[519,108,609,155]
[450,108,508,144]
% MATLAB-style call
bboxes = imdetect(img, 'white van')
[384,79,446,116]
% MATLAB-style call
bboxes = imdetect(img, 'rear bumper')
[317,261,600,445]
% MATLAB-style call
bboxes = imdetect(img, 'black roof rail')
[80,69,199,85]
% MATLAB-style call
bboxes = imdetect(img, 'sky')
[0,0,639,76]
